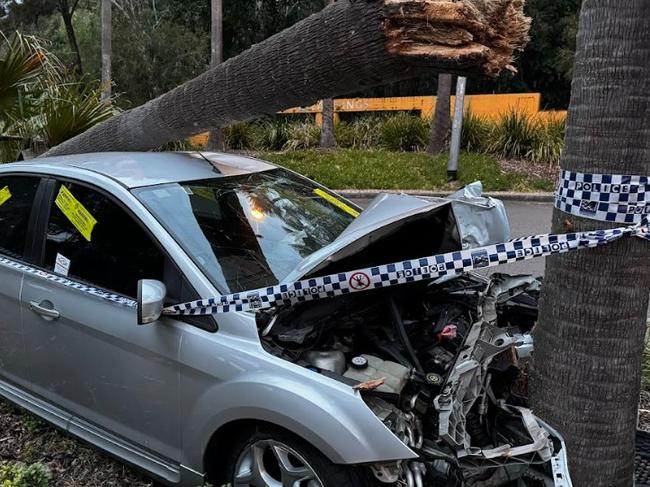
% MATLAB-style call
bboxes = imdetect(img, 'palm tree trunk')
[100,0,112,102]
[530,2,650,486]
[44,0,530,156]
[207,0,225,152]
[319,0,337,150]
[427,73,452,155]
[58,0,83,76]
[319,97,336,149]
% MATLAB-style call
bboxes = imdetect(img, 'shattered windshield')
[134,169,357,294]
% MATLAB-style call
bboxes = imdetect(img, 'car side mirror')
[137,279,167,325]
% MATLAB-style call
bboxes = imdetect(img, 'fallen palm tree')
[44,0,530,156]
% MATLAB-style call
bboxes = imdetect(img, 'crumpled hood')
[283,182,510,282]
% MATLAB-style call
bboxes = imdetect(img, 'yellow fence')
[282,93,566,124]
[191,93,566,146]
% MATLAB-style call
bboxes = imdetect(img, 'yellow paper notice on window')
[313,188,360,218]
[0,186,12,207]
[55,186,98,242]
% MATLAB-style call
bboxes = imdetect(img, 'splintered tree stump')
[384,0,530,74]
[44,0,530,156]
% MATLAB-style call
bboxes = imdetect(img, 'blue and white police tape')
[162,219,650,316]
[163,170,650,316]
[556,170,650,224]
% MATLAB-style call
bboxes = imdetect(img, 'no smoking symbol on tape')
[349,272,371,290]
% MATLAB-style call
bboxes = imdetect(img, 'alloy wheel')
[233,439,324,487]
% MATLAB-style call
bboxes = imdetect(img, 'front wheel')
[228,427,375,487]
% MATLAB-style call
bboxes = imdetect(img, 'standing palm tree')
[531,1,650,486]
[319,97,336,149]
[100,0,112,102]
[207,0,224,151]
[427,73,452,155]
[319,0,337,150]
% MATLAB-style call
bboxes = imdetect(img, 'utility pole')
[100,0,112,102]
[447,76,466,181]
[207,0,225,151]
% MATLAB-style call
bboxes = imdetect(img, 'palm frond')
[41,80,118,147]
[0,32,47,115]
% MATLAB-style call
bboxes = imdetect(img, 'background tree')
[530,1,650,485]
[102,0,209,106]
[206,0,224,151]
[100,0,110,101]
[56,0,82,75]
[427,73,452,155]
[319,0,336,150]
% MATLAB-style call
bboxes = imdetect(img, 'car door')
[20,178,184,467]
[0,174,43,388]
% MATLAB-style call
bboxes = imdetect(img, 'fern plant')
[0,462,50,487]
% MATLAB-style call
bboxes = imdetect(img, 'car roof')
[2,151,278,189]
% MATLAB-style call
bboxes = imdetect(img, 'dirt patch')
[0,400,153,487]
[498,158,559,184]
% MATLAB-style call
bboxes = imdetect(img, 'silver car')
[0,152,571,487]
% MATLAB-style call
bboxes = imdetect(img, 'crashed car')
[0,152,571,486]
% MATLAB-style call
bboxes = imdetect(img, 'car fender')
[180,371,418,470]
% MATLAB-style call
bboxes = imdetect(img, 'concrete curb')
[337,189,554,203]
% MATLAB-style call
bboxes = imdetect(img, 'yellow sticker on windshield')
[314,188,360,218]
[193,187,216,201]
[55,186,98,242]
[0,186,12,207]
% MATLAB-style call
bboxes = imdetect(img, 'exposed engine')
[257,272,571,487]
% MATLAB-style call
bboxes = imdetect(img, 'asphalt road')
[350,198,554,277]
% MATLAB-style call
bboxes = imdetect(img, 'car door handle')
[29,301,60,320]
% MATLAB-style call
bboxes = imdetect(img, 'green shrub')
[527,117,566,166]
[0,462,50,487]
[248,119,289,151]
[282,121,320,151]
[335,116,382,149]
[377,113,429,152]
[461,110,494,153]
[224,122,254,150]
[488,110,540,160]
[155,139,196,151]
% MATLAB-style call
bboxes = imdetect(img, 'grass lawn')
[260,149,555,192]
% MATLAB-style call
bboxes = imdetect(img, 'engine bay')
[257,272,571,487]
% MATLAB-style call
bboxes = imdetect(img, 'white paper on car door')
[54,253,71,276]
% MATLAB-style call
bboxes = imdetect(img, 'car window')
[0,175,40,260]
[134,169,357,294]
[44,181,165,298]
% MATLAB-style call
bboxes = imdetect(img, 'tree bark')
[530,2,650,486]
[100,0,112,102]
[58,0,83,76]
[427,73,452,155]
[44,0,530,156]
[207,0,225,152]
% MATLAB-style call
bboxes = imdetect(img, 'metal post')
[448,76,466,181]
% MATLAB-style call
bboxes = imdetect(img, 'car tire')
[225,425,376,487]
